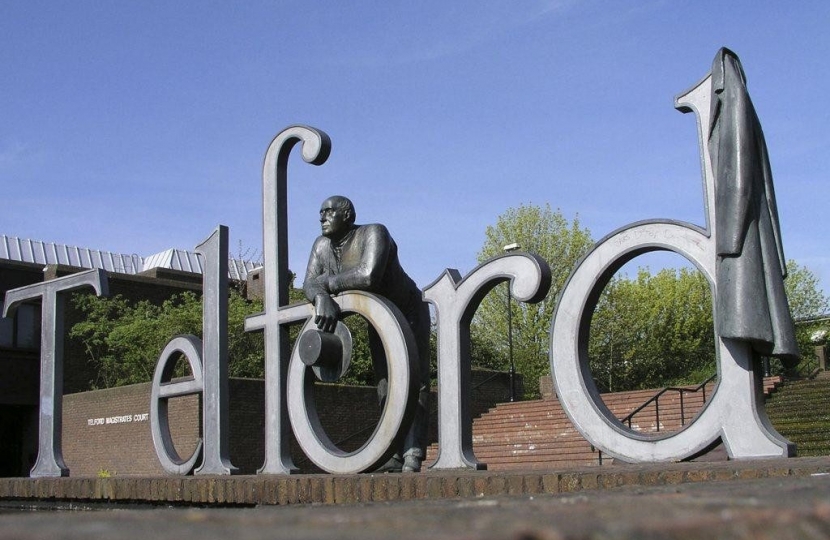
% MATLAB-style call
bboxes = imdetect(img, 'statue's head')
[319,195,356,240]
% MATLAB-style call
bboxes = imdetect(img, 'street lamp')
[503,243,520,401]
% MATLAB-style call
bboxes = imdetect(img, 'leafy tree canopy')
[782,260,830,369]
[588,266,715,392]
[70,288,265,389]
[472,203,594,397]
[472,202,829,397]
[69,278,399,389]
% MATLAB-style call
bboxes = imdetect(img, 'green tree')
[784,260,829,321]
[71,289,266,388]
[586,259,829,390]
[588,267,716,392]
[69,273,388,389]
[472,204,594,397]
[782,260,830,368]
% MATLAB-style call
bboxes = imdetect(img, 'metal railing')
[292,370,510,469]
[592,373,717,465]
[618,373,718,432]
[791,353,819,379]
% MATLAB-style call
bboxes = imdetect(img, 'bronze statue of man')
[303,195,431,472]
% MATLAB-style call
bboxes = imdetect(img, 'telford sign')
[2,49,798,478]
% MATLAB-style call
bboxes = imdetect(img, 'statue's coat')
[709,47,799,360]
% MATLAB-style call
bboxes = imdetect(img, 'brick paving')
[2,456,830,507]
[2,465,830,539]
[0,457,828,539]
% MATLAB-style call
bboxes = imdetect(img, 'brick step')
[472,426,582,436]
[422,376,785,473]
[475,458,601,470]
[768,412,830,423]
[767,396,830,407]
[774,426,830,438]
[474,412,571,423]
[474,416,699,433]
[482,399,707,413]
[471,431,584,441]
[487,390,696,410]
[476,405,705,423]
[610,403,709,415]
[470,451,596,464]
[473,448,597,460]
[469,448,599,463]
[422,455,601,470]
[602,392,710,403]
[794,442,830,454]
[470,428,692,447]
[474,419,576,428]
[475,417,705,433]
[771,379,830,388]
[470,437,586,448]
[480,398,710,419]
[608,399,708,410]
[471,446,595,460]
[479,411,705,425]
[471,437,586,447]
[472,428,692,439]
[768,386,830,397]
[423,440,596,458]
[471,430,686,446]
[769,384,830,394]
[470,424,689,439]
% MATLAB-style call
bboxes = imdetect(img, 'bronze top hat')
[297,321,353,382]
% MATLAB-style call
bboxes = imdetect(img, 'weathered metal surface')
[297,322,353,382]
[285,292,417,474]
[549,53,794,463]
[194,226,237,475]
[150,334,205,475]
[150,225,238,475]
[424,253,550,470]
[244,125,331,475]
[2,268,108,477]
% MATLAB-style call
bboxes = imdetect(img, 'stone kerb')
[1,457,828,507]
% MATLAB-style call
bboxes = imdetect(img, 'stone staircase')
[766,371,830,457]
[425,376,783,470]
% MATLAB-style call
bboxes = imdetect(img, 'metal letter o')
[286,291,418,474]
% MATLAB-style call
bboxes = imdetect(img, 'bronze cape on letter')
[709,47,799,362]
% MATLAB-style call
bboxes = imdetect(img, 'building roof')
[0,235,259,281]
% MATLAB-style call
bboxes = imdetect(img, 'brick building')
[0,235,255,476]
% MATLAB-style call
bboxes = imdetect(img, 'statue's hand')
[313,293,340,333]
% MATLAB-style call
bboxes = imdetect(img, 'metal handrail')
[592,373,717,465]
[293,370,509,468]
[618,373,717,432]
[793,354,819,379]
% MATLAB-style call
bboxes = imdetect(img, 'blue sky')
[2,1,828,293]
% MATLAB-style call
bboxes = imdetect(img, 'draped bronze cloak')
[709,47,799,361]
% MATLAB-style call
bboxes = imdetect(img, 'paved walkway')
[3,456,830,506]
[2,473,830,539]
[2,457,830,539]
